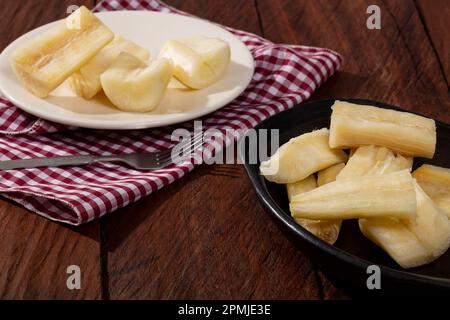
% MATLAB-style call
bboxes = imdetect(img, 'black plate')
[239,99,450,296]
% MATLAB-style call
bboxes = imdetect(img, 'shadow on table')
[98,163,220,251]
[311,71,370,100]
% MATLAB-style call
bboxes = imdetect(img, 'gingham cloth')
[0,0,342,225]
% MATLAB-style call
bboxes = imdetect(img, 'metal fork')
[0,131,204,171]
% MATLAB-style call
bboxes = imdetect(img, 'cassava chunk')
[337,145,412,180]
[359,218,433,268]
[11,6,114,97]
[286,175,317,202]
[317,163,345,186]
[329,101,436,158]
[290,170,416,220]
[354,154,448,267]
[412,164,450,218]
[260,128,347,184]
[337,146,394,179]
[401,182,450,258]
[286,174,342,244]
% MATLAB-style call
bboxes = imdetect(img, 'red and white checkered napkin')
[0,0,342,225]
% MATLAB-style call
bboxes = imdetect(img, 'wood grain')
[0,199,101,299]
[164,0,262,34]
[104,164,320,299]
[258,0,449,123]
[416,0,450,87]
[0,0,102,300]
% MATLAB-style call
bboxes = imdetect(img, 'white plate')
[0,11,254,130]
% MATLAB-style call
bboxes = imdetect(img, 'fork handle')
[0,155,95,170]
[0,154,136,170]
[91,155,129,164]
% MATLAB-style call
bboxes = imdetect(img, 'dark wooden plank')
[164,0,262,34]
[258,0,450,122]
[256,0,449,298]
[0,199,102,299]
[0,0,102,300]
[315,271,349,300]
[104,164,320,299]
[416,0,450,87]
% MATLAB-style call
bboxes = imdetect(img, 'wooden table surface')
[0,0,448,299]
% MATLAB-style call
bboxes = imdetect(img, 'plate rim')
[0,10,255,130]
[239,98,450,289]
